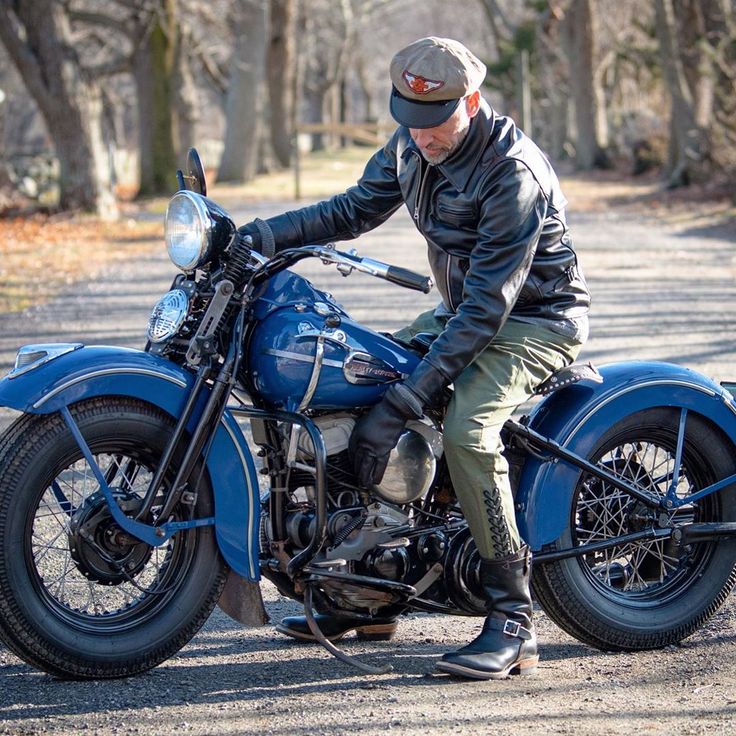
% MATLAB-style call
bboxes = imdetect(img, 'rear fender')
[0,345,261,581]
[517,361,736,549]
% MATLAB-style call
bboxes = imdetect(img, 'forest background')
[0,0,734,311]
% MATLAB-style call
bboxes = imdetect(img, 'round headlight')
[164,191,213,271]
[147,289,190,343]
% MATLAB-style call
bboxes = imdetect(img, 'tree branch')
[69,9,130,35]
[477,0,515,40]
[84,55,132,77]
[190,39,229,94]
[106,0,159,14]
[0,2,50,101]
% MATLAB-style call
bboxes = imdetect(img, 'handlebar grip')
[385,266,433,294]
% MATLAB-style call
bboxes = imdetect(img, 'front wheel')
[532,407,736,650]
[0,397,227,678]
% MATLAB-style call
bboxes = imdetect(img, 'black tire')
[532,407,736,651]
[0,397,227,679]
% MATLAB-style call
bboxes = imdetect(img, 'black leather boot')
[275,613,398,643]
[435,546,538,679]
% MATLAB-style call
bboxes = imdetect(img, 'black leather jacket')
[257,99,590,388]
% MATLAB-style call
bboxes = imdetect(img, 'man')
[242,37,590,680]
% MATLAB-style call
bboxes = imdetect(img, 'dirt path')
[0,201,735,735]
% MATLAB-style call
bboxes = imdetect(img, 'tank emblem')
[344,352,404,385]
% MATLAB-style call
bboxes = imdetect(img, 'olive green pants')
[395,312,583,560]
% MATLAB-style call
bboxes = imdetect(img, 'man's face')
[409,94,479,165]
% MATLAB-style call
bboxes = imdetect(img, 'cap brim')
[389,87,461,129]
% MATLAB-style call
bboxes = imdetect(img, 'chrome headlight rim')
[164,190,213,272]
[147,288,190,343]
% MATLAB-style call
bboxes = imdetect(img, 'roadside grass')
[213,145,372,204]
[0,146,732,314]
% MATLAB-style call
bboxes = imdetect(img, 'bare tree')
[218,1,268,183]
[476,0,566,145]
[296,0,404,152]
[297,0,356,151]
[476,0,524,117]
[712,3,736,185]
[171,17,200,159]
[561,0,611,169]
[71,0,203,197]
[133,1,179,196]
[0,0,117,217]
[267,0,296,167]
[654,0,709,187]
[686,0,736,185]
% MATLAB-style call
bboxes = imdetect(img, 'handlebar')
[241,239,434,294]
[385,265,434,294]
[308,244,434,294]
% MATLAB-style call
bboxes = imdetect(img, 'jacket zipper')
[413,156,429,222]
[411,153,456,311]
[445,255,456,312]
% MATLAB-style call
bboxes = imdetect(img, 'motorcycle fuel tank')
[247,270,420,410]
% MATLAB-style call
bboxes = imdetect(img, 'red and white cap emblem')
[402,70,445,96]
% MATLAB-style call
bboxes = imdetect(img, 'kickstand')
[304,585,393,675]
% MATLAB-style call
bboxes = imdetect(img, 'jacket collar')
[399,99,496,191]
[436,98,495,191]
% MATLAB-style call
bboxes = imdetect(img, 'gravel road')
[0,199,735,735]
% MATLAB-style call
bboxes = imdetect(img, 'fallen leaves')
[0,214,162,313]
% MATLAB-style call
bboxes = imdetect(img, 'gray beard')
[420,122,471,165]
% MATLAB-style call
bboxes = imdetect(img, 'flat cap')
[389,37,487,129]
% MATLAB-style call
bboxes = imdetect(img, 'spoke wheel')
[532,407,736,651]
[575,438,704,598]
[0,398,227,678]
[35,454,185,625]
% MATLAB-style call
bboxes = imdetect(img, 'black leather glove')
[237,218,277,257]
[237,221,262,251]
[403,359,449,409]
[351,382,424,488]
[350,361,448,488]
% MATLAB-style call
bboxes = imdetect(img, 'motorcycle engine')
[297,414,441,505]
[270,414,441,574]
[262,412,484,615]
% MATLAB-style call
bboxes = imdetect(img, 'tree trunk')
[518,48,533,137]
[133,1,178,197]
[303,87,327,152]
[655,0,709,187]
[171,26,199,158]
[677,0,715,130]
[0,0,117,217]
[563,0,611,169]
[218,0,267,183]
[267,0,295,167]
[355,53,375,123]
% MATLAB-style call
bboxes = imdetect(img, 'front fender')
[0,345,261,581]
[517,361,736,549]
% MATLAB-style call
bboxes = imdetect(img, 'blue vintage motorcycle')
[0,150,734,679]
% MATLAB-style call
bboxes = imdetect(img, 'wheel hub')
[68,490,152,585]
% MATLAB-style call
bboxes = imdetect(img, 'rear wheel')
[533,407,736,650]
[0,398,227,678]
